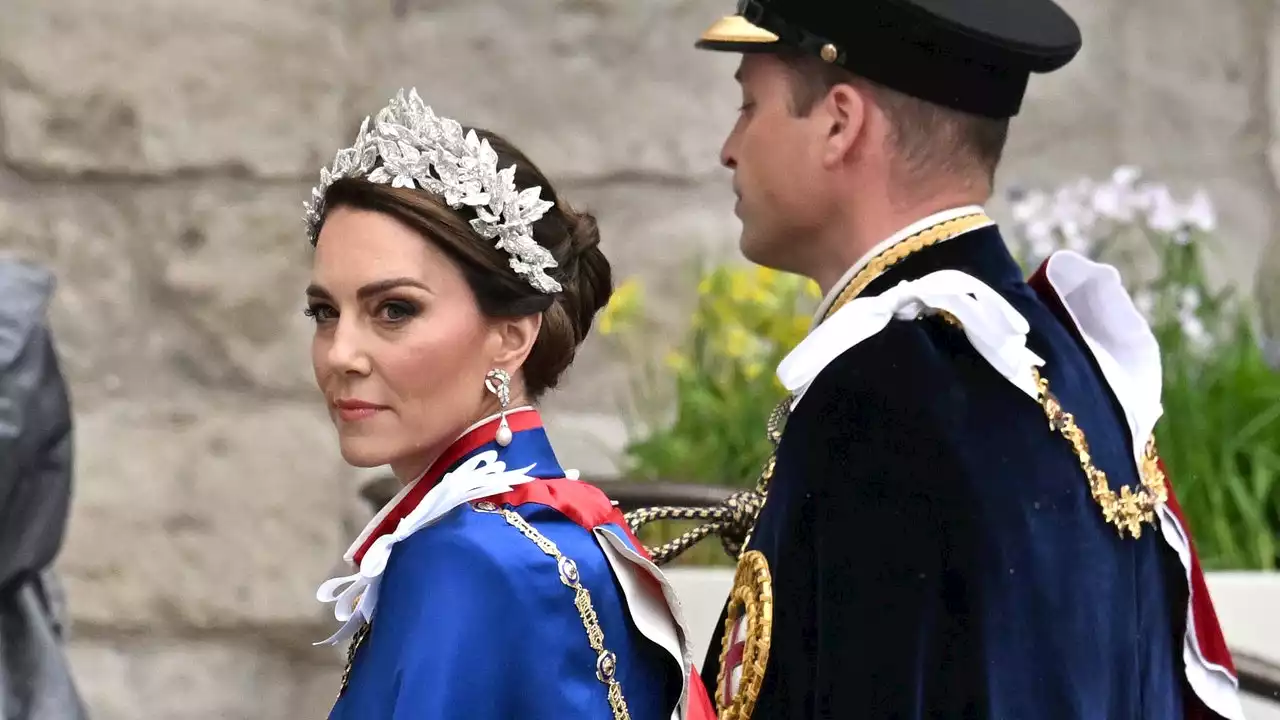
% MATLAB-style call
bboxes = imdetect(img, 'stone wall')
[2,0,1279,716]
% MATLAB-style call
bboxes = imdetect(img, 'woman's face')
[306,206,512,481]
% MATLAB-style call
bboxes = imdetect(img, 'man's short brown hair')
[777,52,1009,191]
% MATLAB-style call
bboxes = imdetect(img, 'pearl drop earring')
[484,368,513,447]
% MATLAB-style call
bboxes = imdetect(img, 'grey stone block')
[59,393,354,629]
[345,0,742,180]
[68,635,343,720]
[0,0,350,177]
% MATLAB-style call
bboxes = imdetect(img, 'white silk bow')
[777,269,1046,409]
[313,450,538,646]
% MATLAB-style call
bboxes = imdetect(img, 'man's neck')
[812,191,990,294]
[809,199,990,325]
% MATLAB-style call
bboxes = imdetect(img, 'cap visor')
[695,15,781,52]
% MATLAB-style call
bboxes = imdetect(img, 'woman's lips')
[333,399,388,422]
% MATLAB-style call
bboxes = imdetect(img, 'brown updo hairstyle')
[310,128,613,399]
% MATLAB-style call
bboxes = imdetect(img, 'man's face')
[721,54,831,272]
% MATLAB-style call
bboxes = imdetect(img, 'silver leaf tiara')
[303,88,562,294]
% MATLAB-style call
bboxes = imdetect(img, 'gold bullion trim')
[716,550,774,720]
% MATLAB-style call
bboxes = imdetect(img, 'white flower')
[1025,219,1059,260]
[1043,180,1101,243]
[1179,311,1211,353]
[1011,189,1049,225]
[1060,219,1092,255]
[1184,189,1217,233]
[1174,287,1213,353]
[1111,165,1142,188]
[1178,287,1201,314]
[1089,166,1144,224]
[1142,184,1184,234]
[1003,167,1216,265]
[1065,177,1095,203]
[1090,183,1136,223]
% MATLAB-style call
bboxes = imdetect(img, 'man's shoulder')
[782,309,1050,491]
[799,314,965,414]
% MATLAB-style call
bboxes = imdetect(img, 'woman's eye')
[304,303,337,323]
[378,300,418,323]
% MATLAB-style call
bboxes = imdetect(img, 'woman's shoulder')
[374,479,705,719]
[385,478,633,589]
[376,481,653,663]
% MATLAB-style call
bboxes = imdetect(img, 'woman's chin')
[338,439,394,469]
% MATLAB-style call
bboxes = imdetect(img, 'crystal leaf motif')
[303,88,562,294]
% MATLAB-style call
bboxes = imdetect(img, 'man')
[0,258,90,719]
[686,1,1244,718]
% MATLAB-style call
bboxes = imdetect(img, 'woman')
[305,89,716,720]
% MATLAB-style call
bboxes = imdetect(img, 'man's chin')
[739,232,786,270]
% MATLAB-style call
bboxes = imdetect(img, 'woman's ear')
[489,314,542,371]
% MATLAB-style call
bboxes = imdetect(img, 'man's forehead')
[733,54,772,84]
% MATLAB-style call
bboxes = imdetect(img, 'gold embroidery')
[330,501,636,720]
[827,213,995,313]
[334,621,370,702]
[473,501,632,720]
[784,211,1166,539]
[830,214,1166,538]
[716,550,774,719]
[1035,370,1168,538]
[624,210,1172,712]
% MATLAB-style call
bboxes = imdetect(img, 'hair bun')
[564,209,601,259]
[556,205,612,345]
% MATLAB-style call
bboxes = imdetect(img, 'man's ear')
[490,313,543,370]
[819,82,868,168]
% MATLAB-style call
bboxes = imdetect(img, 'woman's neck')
[390,405,537,485]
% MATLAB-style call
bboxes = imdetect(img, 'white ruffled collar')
[312,407,540,646]
[313,448,540,646]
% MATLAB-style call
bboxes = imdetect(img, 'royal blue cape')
[327,412,684,719]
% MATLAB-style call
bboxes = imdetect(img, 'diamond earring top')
[485,368,513,447]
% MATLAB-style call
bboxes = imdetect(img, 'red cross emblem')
[720,613,748,703]
[715,550,772,719]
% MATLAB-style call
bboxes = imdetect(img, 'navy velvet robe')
[701,225,1188,718]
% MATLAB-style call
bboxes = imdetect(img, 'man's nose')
[720,134,738,170]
